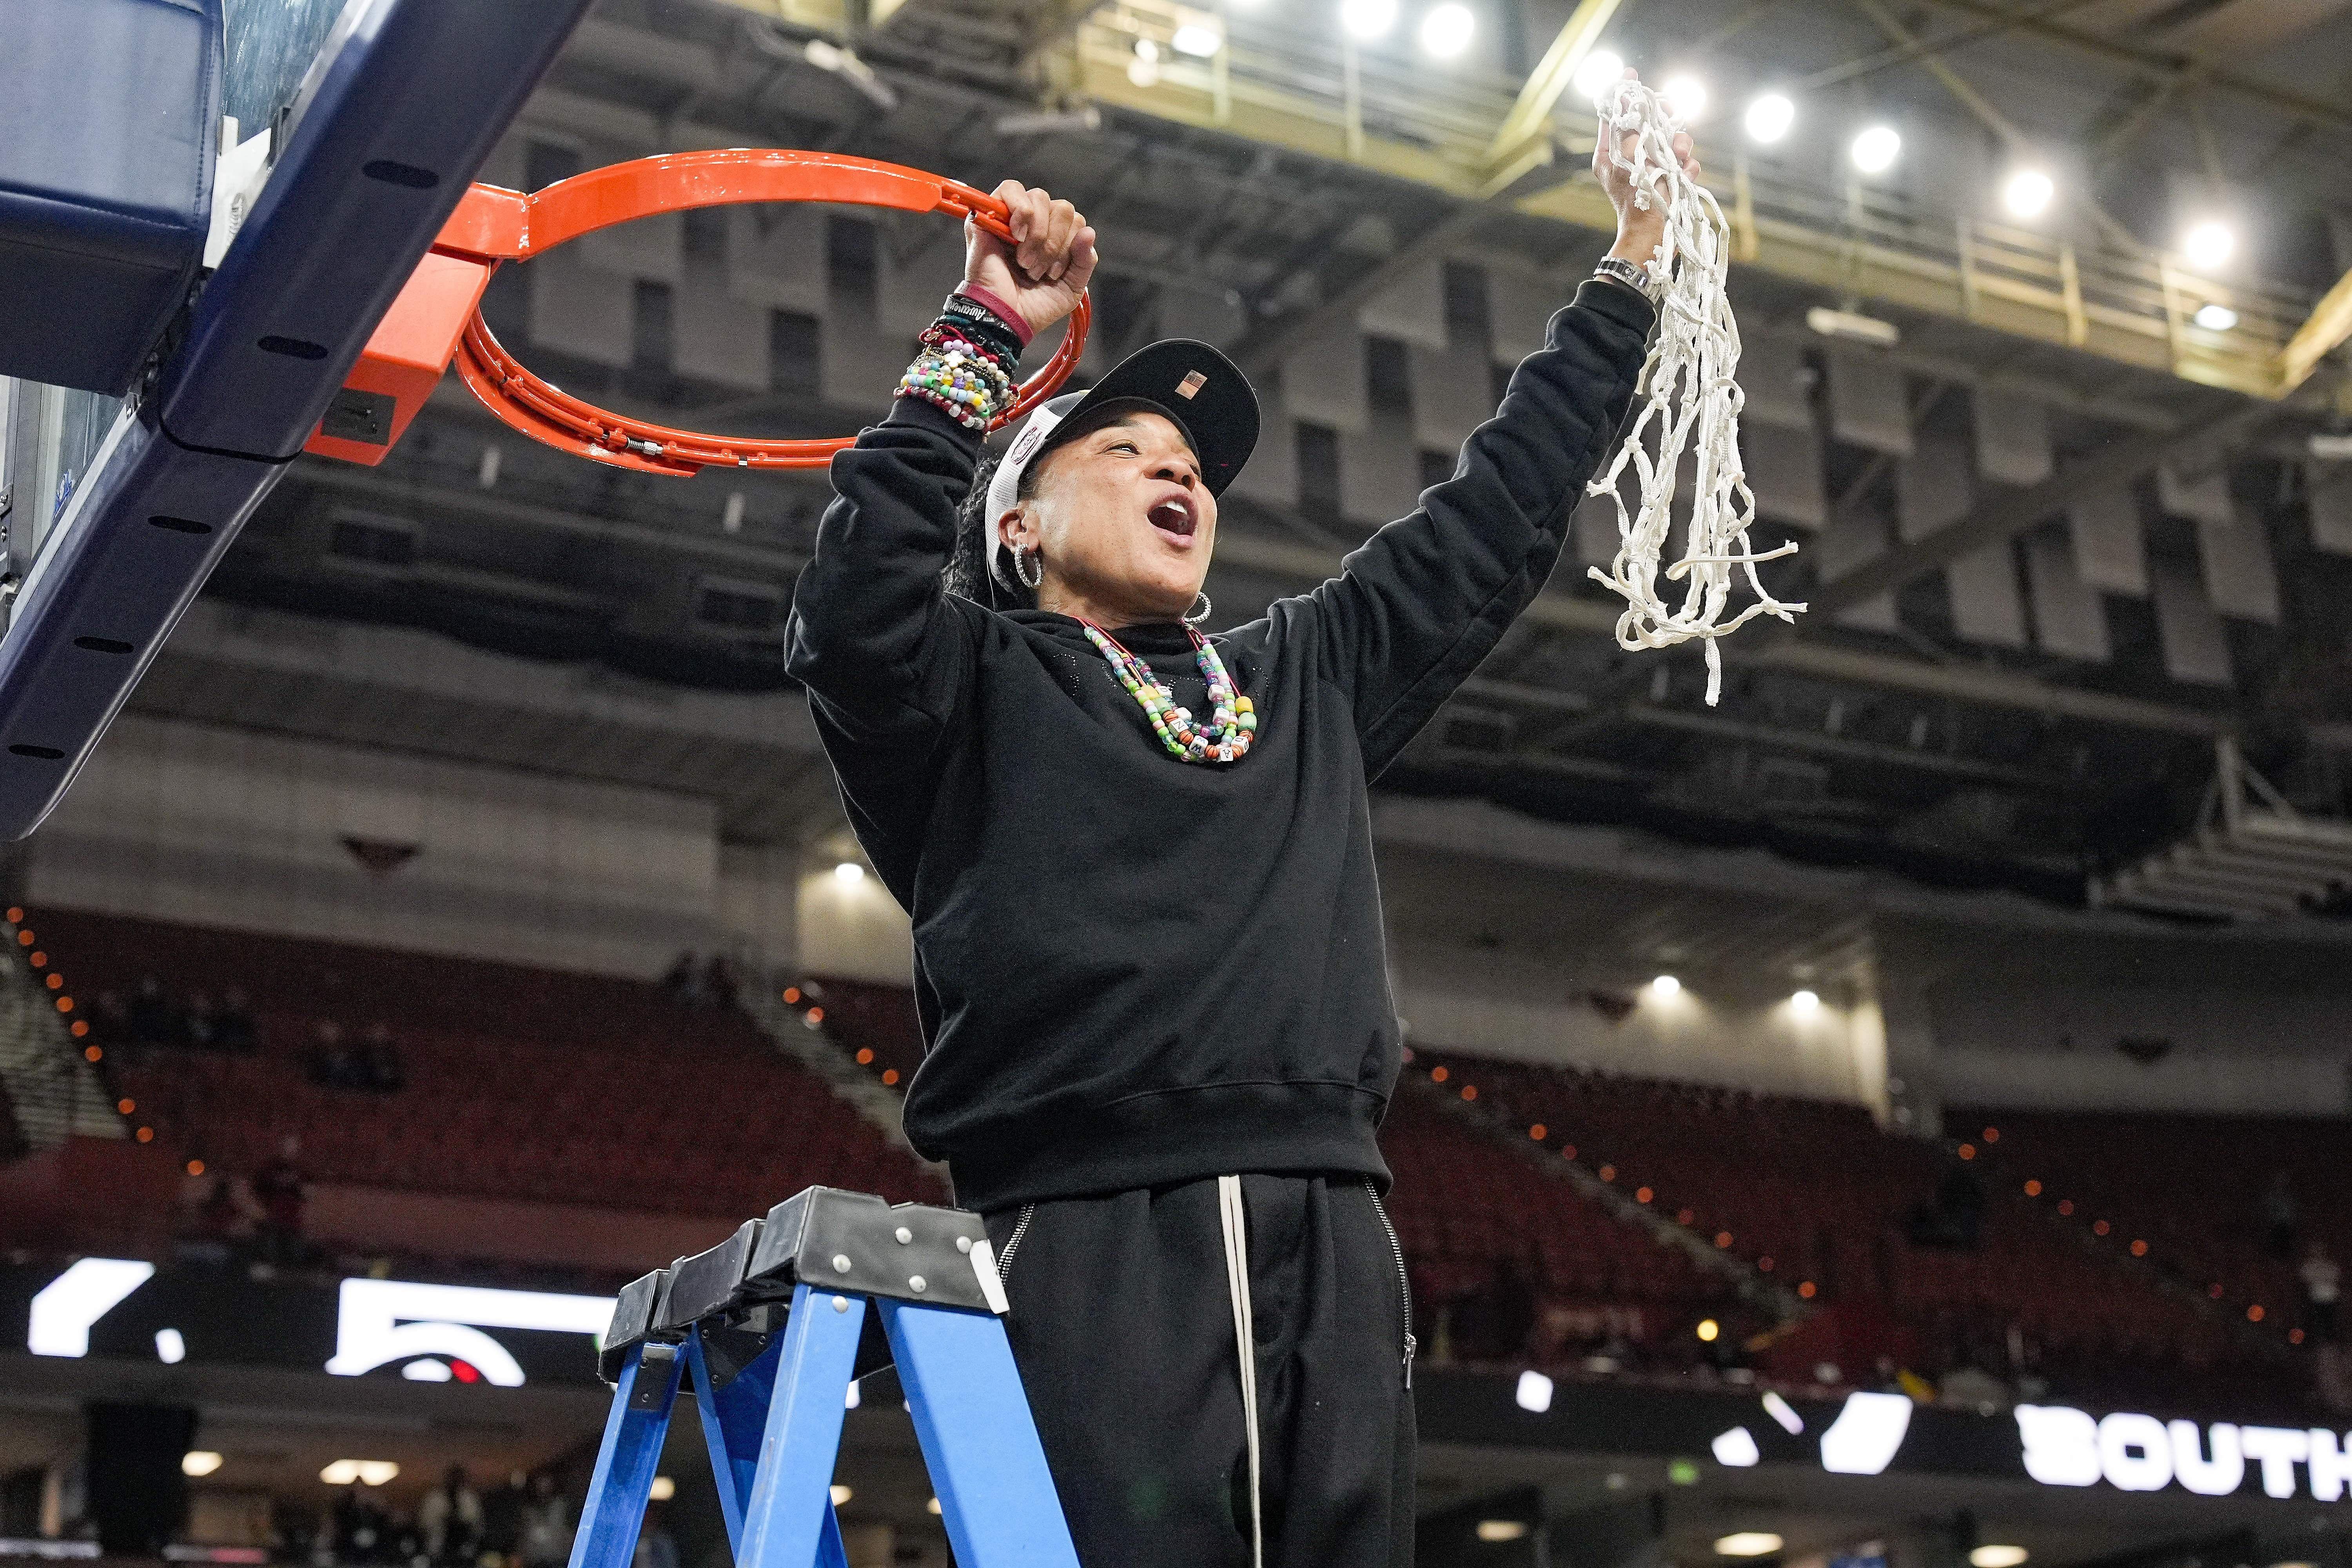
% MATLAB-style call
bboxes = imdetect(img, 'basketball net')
[1583,78,1805,706]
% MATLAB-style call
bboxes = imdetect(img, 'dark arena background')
[4,0,2352,1565]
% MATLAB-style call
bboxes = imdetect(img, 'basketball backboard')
[1,0,358,583]
[0,0,595,838]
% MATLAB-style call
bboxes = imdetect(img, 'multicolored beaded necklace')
[1079,620,1258,764]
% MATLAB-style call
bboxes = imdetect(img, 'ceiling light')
[1716,1534,1785,1558]
[1790,989,1820,1014]
[833,861,865,884]
[926,1497,943,1515]
[993,104,1103,136]
[1651,974,1681,996]
[1340,0,1399,38]
[320,1460,400,1488]
[829,1485,853,1506]
[1477,1521,1531,1542]
[181,1452,223,1479]
[1744,93,1794,143]
[1515,1369,1555,1412]
[2002,168,2054,220]
[648,1477,675,1502]
[2193,302,2238,330]
[1572,49,1625,103]
[1419,2,1475,56]
[1806,305,1900,347]
[800,39,896,112]
[1171,22,1223,56]
[154,1327,186,1364]
[1970,1550,2028,1568]
[2182,220,2234,270]
[1697,1318,1720,1341]
[1661,74,1709,122]
[1850,125,1901,174]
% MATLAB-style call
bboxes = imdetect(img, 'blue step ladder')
[569,1187,1080,1568]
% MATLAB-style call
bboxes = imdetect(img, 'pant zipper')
[996,1203,1037,1284]
[1363,1181,1417,1389]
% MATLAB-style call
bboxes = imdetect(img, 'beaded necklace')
[1079,620,1258,764]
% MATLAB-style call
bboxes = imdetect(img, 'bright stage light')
[1970,1550,2029,1568]
[2002,168,2054,219]
[155,1327,186,1364]
[1477,1521,1531,1542]
[1697,1318,1720,1341]
[1790,989,1819,1014]
[2194,302,2238,330]
[1171,22,1223,56]
[181,1452,223,1478]
[1340,0,1399,39]
[2182,220,2234,270]
[834,860,866,884]
[830,1485,854,1506]
[1651,974,1681,997]
[1850,125,1901,174]
[1716,1534,1784,1557]
[1515,1369,1555,1412]
[1418,3,1475,56]
[1744,93,1794,143]
[1573,49,1625,103]
[648,1477,676,1501]
[1662,74,1709,122]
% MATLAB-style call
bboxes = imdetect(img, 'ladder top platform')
[601,1186,1002,1384]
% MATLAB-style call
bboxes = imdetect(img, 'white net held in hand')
[1584,78,1804,705]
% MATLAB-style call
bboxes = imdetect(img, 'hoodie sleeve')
[783,396,985,875]
[1294,278,1653,775]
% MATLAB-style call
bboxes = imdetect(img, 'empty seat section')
[29,908,944,1214]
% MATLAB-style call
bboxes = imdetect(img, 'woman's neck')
[1037,579,1177,631]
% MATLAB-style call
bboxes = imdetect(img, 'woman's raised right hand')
[963,179,1097,338]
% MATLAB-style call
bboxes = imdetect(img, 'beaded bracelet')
[895,330,1016,430]
[920,319,1017,378]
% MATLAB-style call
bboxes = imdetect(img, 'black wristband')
[938,296,1025,370]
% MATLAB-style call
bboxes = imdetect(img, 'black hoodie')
[784,279,1653,1212]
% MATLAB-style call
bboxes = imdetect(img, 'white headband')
[982,391,1089,590]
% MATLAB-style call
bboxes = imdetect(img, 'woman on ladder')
[786,93,1697,1567]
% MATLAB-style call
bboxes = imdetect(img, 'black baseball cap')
[984,338,1260,583]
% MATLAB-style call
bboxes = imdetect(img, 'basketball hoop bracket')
[303,150,1091,476]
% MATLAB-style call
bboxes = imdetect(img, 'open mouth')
[1147,494,1198,544]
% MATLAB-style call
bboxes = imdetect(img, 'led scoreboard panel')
[11,1259,2351,1510]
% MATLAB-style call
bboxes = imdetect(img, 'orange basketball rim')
[303,150,1092,477]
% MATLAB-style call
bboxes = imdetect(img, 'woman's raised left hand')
[1592,68,1702,266]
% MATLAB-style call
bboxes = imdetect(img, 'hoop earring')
[1185,591,1211,627]
[1013,546,1043,590]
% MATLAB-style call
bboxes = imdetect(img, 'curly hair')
[944,453,1038,610]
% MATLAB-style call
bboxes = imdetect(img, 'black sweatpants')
[983,1173,1416,1568]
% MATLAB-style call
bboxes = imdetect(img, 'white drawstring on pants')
[1217,1174,1263,1568]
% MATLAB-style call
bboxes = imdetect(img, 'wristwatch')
[1594,256,1663,308]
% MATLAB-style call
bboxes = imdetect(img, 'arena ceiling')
[194,0,2352,908]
